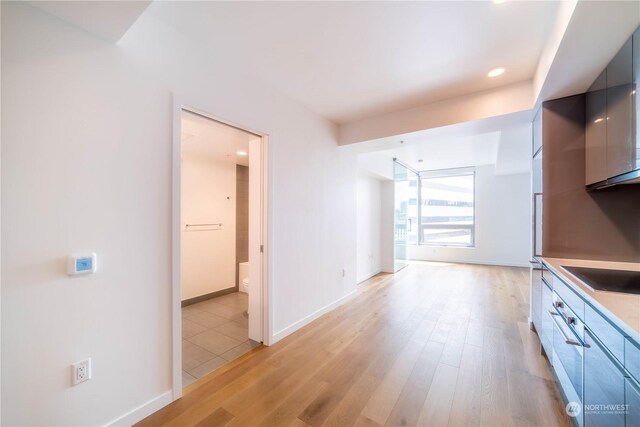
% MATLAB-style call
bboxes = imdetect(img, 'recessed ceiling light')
[418,159,424,163]
[488,67,505,78]
[237,150,248,156]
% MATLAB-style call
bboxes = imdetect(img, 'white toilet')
[238,262,249,294]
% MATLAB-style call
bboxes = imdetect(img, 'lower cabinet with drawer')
[531,266,543,334]
[584,328,626,426]
[551,291,585,426]
[625,338,640,382]
[536,264,640,427]
[585,305,625,364]
[540,278,554,362]
[626,377,640,427]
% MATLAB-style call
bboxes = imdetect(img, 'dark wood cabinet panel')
[633,27,640,171]
[543,95,586,197]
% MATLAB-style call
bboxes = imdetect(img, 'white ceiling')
[356,112,532,179]
[147,1,559,125]
[181,111,254,167]
[359,131,499,175]
[25,0,637,178]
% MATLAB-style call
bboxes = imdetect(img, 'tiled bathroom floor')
[181,292,258,387]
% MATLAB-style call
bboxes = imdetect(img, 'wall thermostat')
[67,253,97,275]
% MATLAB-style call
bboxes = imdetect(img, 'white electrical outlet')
[72,358,91,385]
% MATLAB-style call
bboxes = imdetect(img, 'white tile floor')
[182,292,258,387]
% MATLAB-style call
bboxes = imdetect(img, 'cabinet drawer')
[553,274,585,321]
[531,268,542,331]
[627,377,640,427]
[542,264,552,283]
[583,330,626,427]
[540,280,554,363]
[585,305,625,364]
[584,328,625,427]
[626,338,640,382]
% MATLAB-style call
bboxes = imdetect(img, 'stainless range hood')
[586,168,640,190]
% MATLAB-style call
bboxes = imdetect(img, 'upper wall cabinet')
[585,71,607,184]
[606,38,633,178]
[585,28,640,189]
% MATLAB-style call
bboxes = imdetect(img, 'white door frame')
[171,97,271,400]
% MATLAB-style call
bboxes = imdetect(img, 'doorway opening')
[173,107,268,392]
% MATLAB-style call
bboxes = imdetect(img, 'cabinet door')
[584,328,626,427]
[627,377,640,427]
[633,27,640,171]
[531,267,542,331]
[540,280,554,362]
[586,70,608,185]
[606,38,634,178]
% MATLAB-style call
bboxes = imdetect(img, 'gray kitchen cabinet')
[626,377,640,427]
[606,38,634,179]
[585,70,607,185]
[540,265,640,427]
[553,273,585,321]
[551,294,584,427]
[531,266,542,333]
[540,278,554,362]
[585,304,625,364]
[585,29,640,189]
[626,338,640,381]
[584,328,626,427]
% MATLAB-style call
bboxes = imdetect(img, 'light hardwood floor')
[138,262,571,427]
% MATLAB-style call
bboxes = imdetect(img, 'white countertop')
[542,257,640,339]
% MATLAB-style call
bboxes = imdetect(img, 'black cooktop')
[562,266,640,295]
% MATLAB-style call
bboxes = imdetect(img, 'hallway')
[141,262,570,426]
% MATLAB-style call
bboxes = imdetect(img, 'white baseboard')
[106,390,173,427]
[271,289,357,344]
[357,269,381,284]
[410,258,529,268]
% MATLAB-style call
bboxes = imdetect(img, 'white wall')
[1,2,356,426]
[409,165,531,267]
[380,181,396,273]
[356,174,381,283]
[181,154,236,300]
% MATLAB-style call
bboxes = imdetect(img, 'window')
[420,170,475,247]
[395,175,420,245]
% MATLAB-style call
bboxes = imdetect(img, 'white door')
[248,137,263,342]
